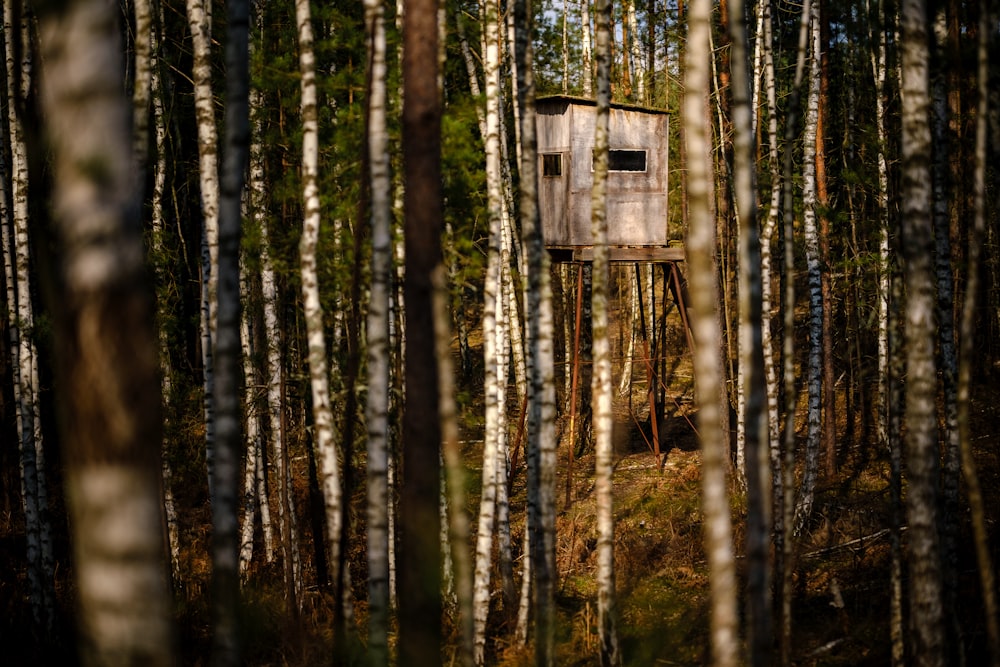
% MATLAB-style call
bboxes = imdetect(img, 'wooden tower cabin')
[536,95,692,470]
[536,95,681,263]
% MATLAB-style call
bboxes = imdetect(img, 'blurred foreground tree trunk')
[399,0,444,661]
[36,0,174,662]
[900,0,946,663]
[683,0,739,665]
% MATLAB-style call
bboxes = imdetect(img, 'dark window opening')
[542,153,562,177]
[608,149,647,172]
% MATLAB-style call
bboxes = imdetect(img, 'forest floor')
[4,308,1000,666]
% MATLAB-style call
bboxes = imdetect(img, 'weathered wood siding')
[537,96,669,248]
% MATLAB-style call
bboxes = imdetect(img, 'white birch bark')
[684,0,739,664]
[592,0,620,661]
[626,0,644,101]
[238,259,261,579]
[296,0,342,599]
[900,0,946,662]
[794,0,823,536]
[3,0,55,630]
[513,0,558,661]
[472,1,504,659]
[145,0,182,581]
[364,0,393,659]
[186,0,221,505]
[581,0,593,97]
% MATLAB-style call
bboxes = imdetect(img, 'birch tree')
[186,0,221,504]
[472,1,504,659]
[36,0,174,660]
[2,0,55,631]
[900,0,946,662]
[591,0,621,661]
[794,0,823,535]
[513,0,558,660]
[684,0,739,664]
[296,0,343,609]
[364,0,395,660]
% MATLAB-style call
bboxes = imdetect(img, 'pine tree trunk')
[399,0,445,660]
[36,0,174,658]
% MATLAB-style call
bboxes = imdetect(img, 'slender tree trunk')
[778,1,813,661]
[961,7,1000,662]
[36,0,175,659]
[211,0,251,662]
[365,0,393,662]
[399,0,444,660]
[296,0,343,609]
[592,0,621,662]
[729,0,772,661]
[684,1,739,665]
[760,0,783,606]
[3,0,56,632]
[186,0,221,505]
[900,0,946,663]
[472,0,504,659]
[581,0,594,97]
[816,0,835,478]
[930,10,961,649]
[795,0,822,535]
[513,0,558,661]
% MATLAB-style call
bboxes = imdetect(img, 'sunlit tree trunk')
[144,0,182,583]
[296,0,343,608]
[794,0,822,535]
[760,0,783,585]
[36,0,175,659]
[581,0,594,97]
[186,0,221,505]
[900,0,946,662]
[472,2,503,658]
[591,0,621,661]
[365,0,393,662]
[684,0,739,664]
[3,0,55,631]
[513,0,558,660]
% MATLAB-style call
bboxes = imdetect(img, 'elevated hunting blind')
[536,95,678,262]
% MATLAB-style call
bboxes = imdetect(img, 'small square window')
[542,153,562,177]
[608,149,647,172]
